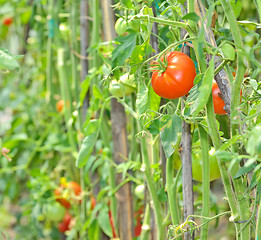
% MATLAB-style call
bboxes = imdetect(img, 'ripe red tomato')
[54,188,71,209]
[3,17,13,26]
[134,206,143,237]
[58,211,72,233]
[151,51,196,99]
[67,181,81,196]
[212,82,226,115]
[56,99,64,112]
[90,196,96,210]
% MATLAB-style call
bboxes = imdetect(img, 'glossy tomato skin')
[151,51,196,99]
[212,82,226,115]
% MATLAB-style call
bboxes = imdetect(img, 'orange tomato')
[56,100,64,112]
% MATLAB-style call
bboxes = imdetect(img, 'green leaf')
[234,161,257,179]
[136,83,161,117]
[130,41,153,74]
[222,43,235,61]
[160,114,182,158]
[92,85,103,100]
[192,59,214,117]
[0,49,20,71]
[249,79,258,91]
[157,187,168,202]
[121,0,132,8]
[111,33,137,73]
[98,208,113,238]
[76,120,101,168]
[218,135,242,151]
[80,73,92,106]
[182,12,200,22]
[215,151,232,162]
[230,0,242,19]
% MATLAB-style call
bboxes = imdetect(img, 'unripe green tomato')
[135,184,145,200]
[109,73,136,98]
[115,18,128,35]
[115,17,140,35]
[192,148,221,182]
[43,202,66,222]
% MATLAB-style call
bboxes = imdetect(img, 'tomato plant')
[2,17,13,26]
[54,181,81,209]
[43,202,66,222]
[151,51,196,99]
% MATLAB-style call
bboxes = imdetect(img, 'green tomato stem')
[138,120,164,239]
[166,157,181,227]
[221,1,251,239]
[140,203,151,240]
[255,197,261,239]
[198,125,210,240]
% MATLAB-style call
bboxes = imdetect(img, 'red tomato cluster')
[54,181,82,209]
[151,51,196,99]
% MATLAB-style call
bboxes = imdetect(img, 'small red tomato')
[63,211,72,226]
[67,181,81,196]
[212,82,226,115]
[90,196,96,210]
[3,17,13,26]
[54,188,71,209]
[58,221,69,233]
[108,210,117,238]
[56,99,64,113]
[151,51,196,99]
[58,211,72,233]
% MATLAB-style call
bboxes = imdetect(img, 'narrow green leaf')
[192,59,214,117]
[76,120,100,168]
[234,162,257,179]
[98,208,113,238]
[182,12,200,22]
